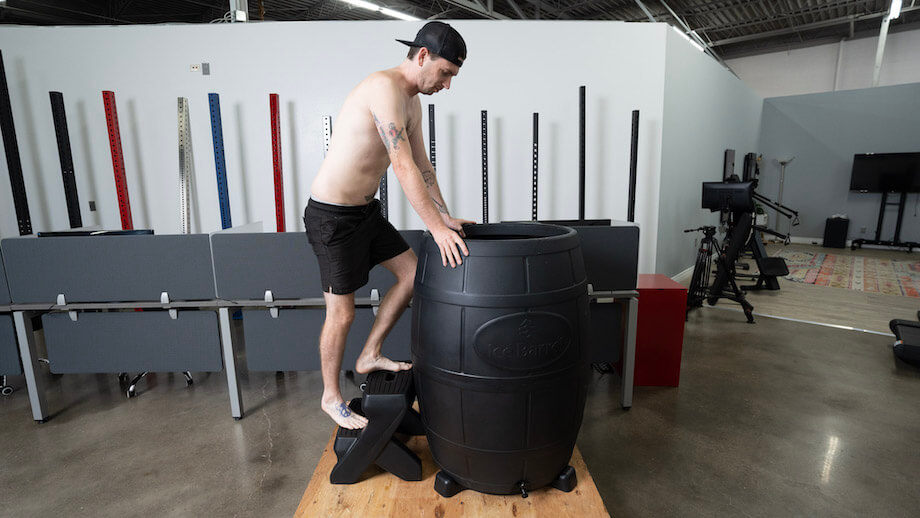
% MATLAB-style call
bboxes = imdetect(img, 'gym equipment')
[322,115,332,156]
[481,109,489,223]
[684,213,754,324]
[889,317,920,365]
[627,110,639,222]
[330,369,424,484]
[428,104,436,171]
[269,94,285,232]
[740,231,789,291]
[526,86,611,227]
[178,97,193,234]
[50,91,82,229]
[579,85,586,221]
[208,93,232,229]
[532,112,538,221]
[741,152,759,182]
[102,91,133,230]
[723,149,735,181]
[413,223,588,497]
[0,50,32,235]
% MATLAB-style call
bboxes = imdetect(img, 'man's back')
[311,70,417,206]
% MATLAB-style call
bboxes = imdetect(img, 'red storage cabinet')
[635,274,687,386]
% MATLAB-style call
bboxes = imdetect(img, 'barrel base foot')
[434,470,465,498]
[550,465,577,493]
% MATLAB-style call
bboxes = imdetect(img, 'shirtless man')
[304,22,473,429]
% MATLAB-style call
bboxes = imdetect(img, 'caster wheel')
[1,386,14,396]
[127,387,137,398]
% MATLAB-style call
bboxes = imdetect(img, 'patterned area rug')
[774,250,920,297]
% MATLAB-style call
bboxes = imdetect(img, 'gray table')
[2,234,228,422]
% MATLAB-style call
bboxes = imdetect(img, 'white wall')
[726,28,920,98]
[657,27,763,277]
[0,20,668,272]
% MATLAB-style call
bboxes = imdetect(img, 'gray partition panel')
[589,301,624,363]
[1,235,216,303]
[0,245,11,305]
[243,308,412,371]
[211,230,425,301]
[211,232,323,300]
[42,311,222,373]
[0,314,20,375]
[575,224,639,291]
[0,250,10,306]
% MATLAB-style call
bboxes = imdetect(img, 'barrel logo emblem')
[473,312,572,370]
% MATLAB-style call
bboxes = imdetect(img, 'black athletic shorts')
[303,198,410,295]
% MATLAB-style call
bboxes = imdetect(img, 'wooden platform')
[295,432,610,518]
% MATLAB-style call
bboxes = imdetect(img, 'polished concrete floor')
[2,309,919,517]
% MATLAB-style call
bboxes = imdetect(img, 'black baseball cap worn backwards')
[397,21,467,67]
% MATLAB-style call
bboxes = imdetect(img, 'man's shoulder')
[362,70,401,93]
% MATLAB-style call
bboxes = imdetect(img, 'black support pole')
[50,91,83,229]
[894,191,907,243]
[875,192,887,241]
[532,112,539,222]
[428,104,436,170]
[628,110,639,223]
[0,50,32,235]
[579,86,586,222]
[481,110,489,224]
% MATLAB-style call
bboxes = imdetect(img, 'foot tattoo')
[337,402,352,418]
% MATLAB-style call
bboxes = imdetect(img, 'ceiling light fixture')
[889,0,902,19]
[340,0,421,21]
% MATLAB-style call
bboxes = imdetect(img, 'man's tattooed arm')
[421,168,449,214]
[371,112,406,153]
[421,169,435,187]
[431,197,449,214]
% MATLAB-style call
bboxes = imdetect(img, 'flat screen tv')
[849,152,920,193]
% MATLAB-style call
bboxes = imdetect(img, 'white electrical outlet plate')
[191,64,201,72]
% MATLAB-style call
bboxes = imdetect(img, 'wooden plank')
[295,432,609,518]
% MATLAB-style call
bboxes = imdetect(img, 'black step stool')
[890,319,920,365]
[330,369,425,484]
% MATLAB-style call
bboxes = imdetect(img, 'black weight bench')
[742,256,790,291]
[330,369,424,484]
[889,318,920,365]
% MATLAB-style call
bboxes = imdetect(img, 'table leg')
[219,308,244,419]
[14,311,49,422]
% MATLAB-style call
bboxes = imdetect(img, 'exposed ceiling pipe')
[709,5,920,47]
[441,0,508,19]
[872,0,901,86]
[506,0,526,19]
[633,0,657,22]
[658,0,725,64]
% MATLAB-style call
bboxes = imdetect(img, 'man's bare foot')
[354,354,412,375]
[321,399,368,430]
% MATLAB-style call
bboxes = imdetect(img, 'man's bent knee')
[325,306,355,327]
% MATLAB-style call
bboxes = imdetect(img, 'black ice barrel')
[412,223,591,496]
